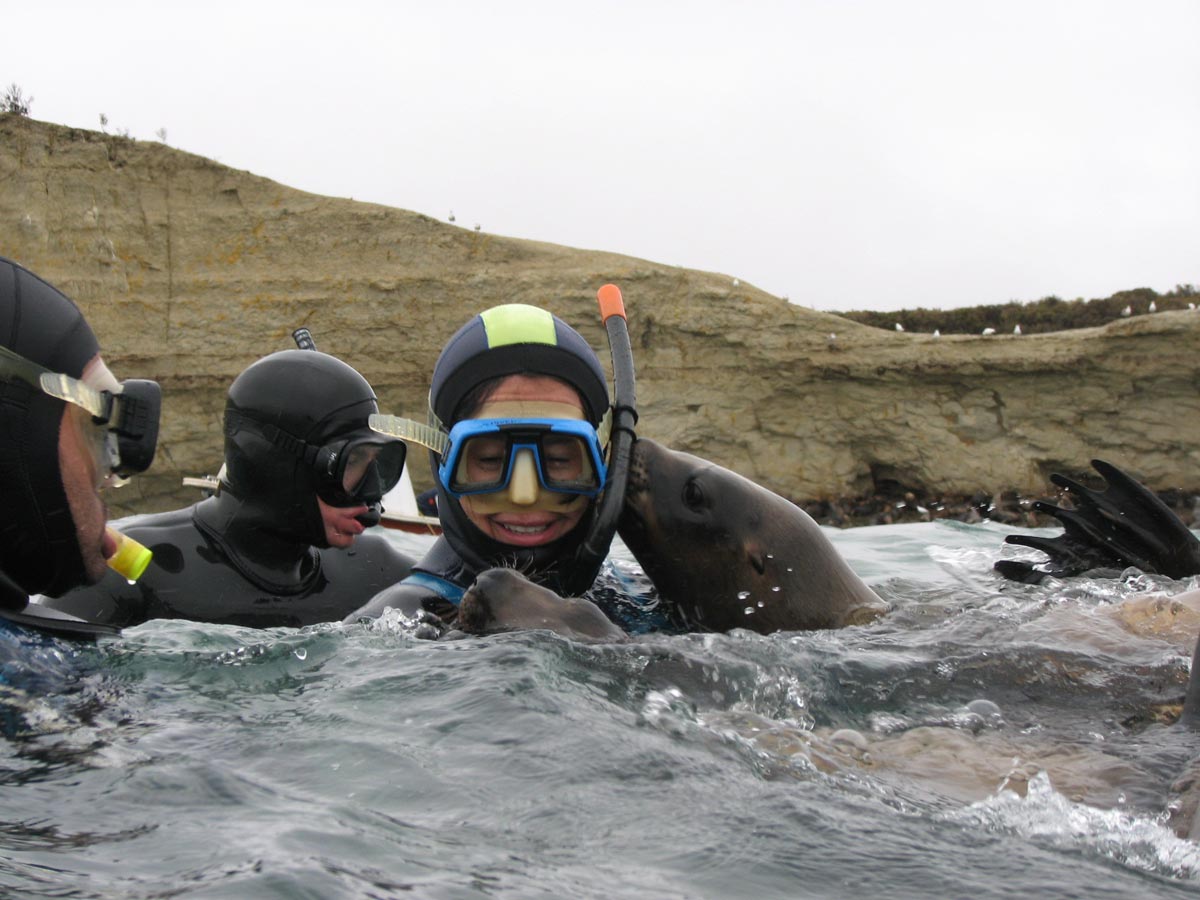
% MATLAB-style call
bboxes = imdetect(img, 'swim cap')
[222,350,396,548]
[430,304,609,427]
[0,257,102,598]
[427,305,612,591]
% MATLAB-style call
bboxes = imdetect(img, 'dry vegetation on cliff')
[844,287,1200,337]
[2,113,1198,527]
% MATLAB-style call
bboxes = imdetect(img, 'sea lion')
[618,438,888,634]
[456,567,625,641]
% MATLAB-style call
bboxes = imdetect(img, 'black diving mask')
[0,344,161,484]
[225,412,407,508]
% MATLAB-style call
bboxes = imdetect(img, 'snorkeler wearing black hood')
[347,300,634,628]
[0,257,162,638]
[38,348,415,628]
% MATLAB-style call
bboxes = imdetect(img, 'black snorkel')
[292,327,318,352]
[560,284,638,596]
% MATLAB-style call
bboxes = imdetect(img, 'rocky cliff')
[3,114,1198,518]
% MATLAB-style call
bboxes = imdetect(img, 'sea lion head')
[619,438,885,633]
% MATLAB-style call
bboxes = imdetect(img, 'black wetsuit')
[0,567,28,614]
[345,537,474,624]
[42,495,414,629]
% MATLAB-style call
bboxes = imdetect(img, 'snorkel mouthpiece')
[106,528,153,582]
[356,503,383,528]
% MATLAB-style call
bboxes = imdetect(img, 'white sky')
[6,0,1198,311]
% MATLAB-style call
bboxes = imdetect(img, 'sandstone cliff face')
[3,114,1198,517]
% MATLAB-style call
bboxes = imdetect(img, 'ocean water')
[4,521,1200,899]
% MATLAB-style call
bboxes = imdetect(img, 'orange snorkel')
[565,284,638,594]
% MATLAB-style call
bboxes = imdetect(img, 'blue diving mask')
[441,418,608,498]
[369,414,609,499]
[0,344,161,486]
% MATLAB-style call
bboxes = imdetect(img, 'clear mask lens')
[315,437,406,507]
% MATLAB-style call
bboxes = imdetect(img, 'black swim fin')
[0,603,121,640]
[995,460,1200,584]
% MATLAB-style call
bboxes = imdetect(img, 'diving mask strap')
[0,344,111,421]
[225,413,322,470]
[369,414,449,456]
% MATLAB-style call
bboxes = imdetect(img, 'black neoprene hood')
[0,257,103,597]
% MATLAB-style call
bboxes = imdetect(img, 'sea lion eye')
[682,478,707,511]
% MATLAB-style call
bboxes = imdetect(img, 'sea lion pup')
[618,438,888,634]
[456,567,625,640]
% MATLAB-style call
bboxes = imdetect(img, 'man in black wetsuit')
[347,303,623,629]
[0,257,162,637]
[37,349,415,628]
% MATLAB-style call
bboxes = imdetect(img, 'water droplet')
[786,567,793,573]
[766,554,774,560]
[737,590,751,600]
[743,607,755,615]
[966,699,1001,719]
[293,647,308,661]
[771,586,781,593]
[756,600,764,608]
[829,728,868,751]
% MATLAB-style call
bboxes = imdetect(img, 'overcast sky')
[7,1,1198,311]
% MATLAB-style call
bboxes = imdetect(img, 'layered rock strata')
[3,114,1197,518]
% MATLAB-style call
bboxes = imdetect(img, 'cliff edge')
[3,114,1198,517]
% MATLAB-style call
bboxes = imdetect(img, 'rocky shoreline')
[799,485,1200,530]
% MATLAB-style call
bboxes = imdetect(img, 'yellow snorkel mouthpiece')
[106,528,152,582]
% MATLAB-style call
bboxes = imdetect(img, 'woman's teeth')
[503,523,549,535]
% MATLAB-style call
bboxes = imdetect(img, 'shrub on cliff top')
[841,286,1200,335]
[2,84,32,116]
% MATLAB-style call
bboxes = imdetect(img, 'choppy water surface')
[4,521,1200,898]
